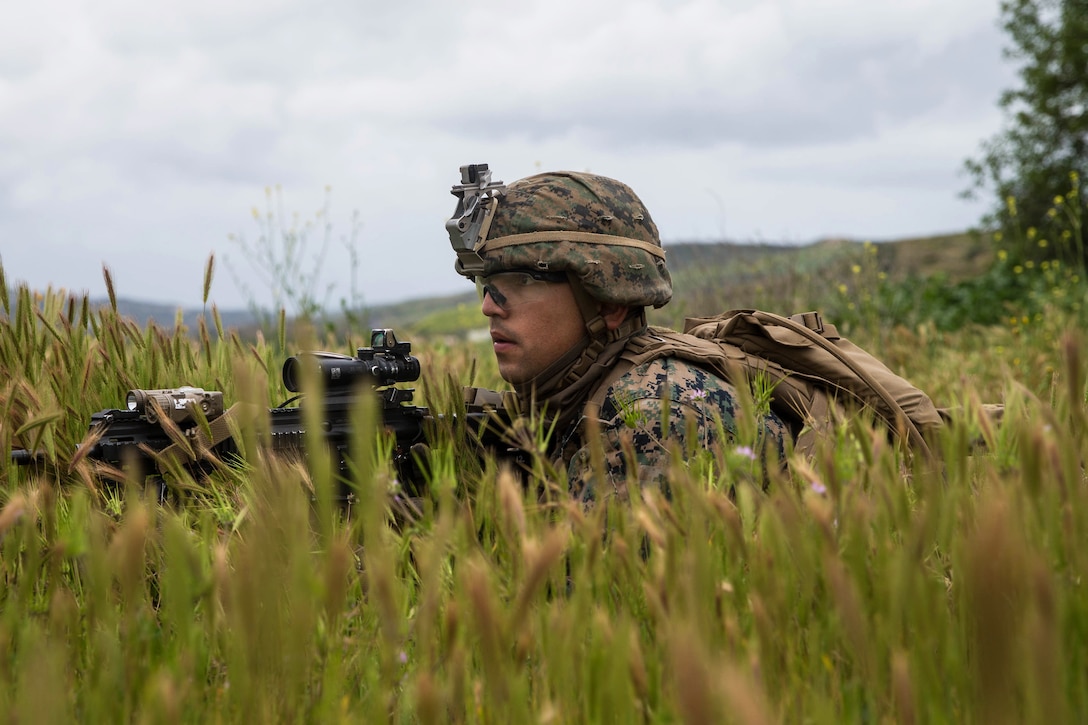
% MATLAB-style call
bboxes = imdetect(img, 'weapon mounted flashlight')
[126,387,225,424]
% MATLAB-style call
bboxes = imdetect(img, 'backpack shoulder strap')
[584,325,800,420]
[584,327,677,416]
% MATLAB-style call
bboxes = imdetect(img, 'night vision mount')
[446,163,505,278]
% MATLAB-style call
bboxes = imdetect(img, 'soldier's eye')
[476,270,569,309]
[509,273,535,288]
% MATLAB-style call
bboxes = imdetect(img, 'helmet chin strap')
[567,272,646,345]
[568,274,608,341]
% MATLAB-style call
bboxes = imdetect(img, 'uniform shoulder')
[606,354,737,402]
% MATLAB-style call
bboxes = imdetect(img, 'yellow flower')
[1014,265,1023,274]
[1038,238,1048,248]
[1027,227,1037,239]
[994,231,1003,242]
[838,284,848,295]
[877,271,887,281]
[1048,208,1058,219]
[1006,196,1018,215]
[1025,260,1034,269]
[1054,195,1065,206]
[997,249,1008,261]
[851,264,861,275]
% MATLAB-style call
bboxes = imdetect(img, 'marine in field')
[448,165,788,503]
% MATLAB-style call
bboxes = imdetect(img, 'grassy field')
[1,238,1087,723]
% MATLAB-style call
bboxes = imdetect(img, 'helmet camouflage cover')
[456,170,673,309]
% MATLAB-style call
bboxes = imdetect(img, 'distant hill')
[0,293,260,331]
[0,289,474,335]
[396,232,994,337]
[104,299,259,330]
[6,232,992,338]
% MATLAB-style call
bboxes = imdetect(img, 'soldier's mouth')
[490,328,515,352]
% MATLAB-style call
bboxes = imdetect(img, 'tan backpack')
[592,309,945,460]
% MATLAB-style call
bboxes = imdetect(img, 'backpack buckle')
[791,311,824,333]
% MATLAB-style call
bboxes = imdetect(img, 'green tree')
[964,0,1087,267]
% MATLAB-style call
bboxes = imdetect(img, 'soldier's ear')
[600,303,630,331]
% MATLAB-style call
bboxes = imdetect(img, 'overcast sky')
[1,0,1015,312]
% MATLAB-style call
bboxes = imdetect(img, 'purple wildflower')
[734,445,756,461]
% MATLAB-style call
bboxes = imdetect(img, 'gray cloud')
[434,9,1010,151]
[0,0,1013,310]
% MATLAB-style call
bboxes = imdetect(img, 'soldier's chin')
[495,360,518,384]
[500,369,527,385]
[497,360,535,386]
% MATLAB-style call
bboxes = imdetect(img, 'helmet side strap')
[567,273,646,344]
[567,273,608,341]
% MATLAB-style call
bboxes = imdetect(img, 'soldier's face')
[481,278,586,384]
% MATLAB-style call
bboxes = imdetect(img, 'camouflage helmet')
[454,170,672,309]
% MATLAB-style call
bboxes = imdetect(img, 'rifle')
[10,329,522,504]
[269,327,431,500]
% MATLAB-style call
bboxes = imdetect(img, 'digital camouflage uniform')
[451,167,788,504]
[563,356,789,502]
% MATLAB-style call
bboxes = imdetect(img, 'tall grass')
[2,260,1087,722]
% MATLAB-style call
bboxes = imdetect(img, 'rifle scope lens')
[127,391,139,411]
